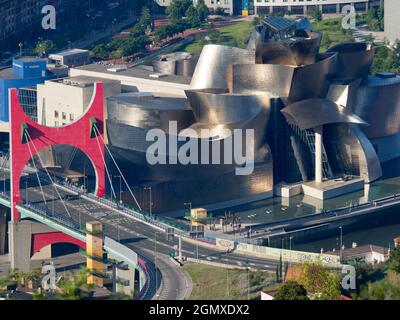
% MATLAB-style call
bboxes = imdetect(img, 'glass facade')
[18,87,38,122]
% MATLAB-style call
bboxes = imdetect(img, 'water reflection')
[210,176,400,224]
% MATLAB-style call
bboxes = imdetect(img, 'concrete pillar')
[336,4,340,14]
[86,221,104,287]
[178,236,182,262]
[0,207,7,255]
[116,265,135,296]
[365,1,369,13]
[9,221,32,273]
[315,126,323,183]
[269,6,273,14]
[304,5,307,15]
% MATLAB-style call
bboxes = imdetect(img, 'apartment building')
[154,0,235,15]
[0,0,48,45]
[385,0,400,45]
[0,0,92,49]
[252,0,383,15]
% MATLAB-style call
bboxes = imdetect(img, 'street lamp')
[144,187,152,217]
[154,231,163,297]
[247,214,257,241]
[114,175,122,204]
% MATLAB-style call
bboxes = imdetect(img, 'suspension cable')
[93,125,142,210]
[25,131,72,218]
[25,133,47,206]
[92,126,117,200]
[65,146,78,172]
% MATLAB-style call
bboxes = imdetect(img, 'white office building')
[253,0,382,15]
[37,76,121,128]
[385,0,400,45]
[154,0,234,15]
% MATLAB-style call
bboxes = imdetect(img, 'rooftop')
[328,244,389,258]
[73,63,191,85]
[263,16,296,32]
[50,75,120,88]
[108,92,190,110]
[14,56,45,63]
[0,67,16,79]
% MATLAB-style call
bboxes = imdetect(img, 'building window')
[54,121,59,127]
[62,112,66,120]
[54,110,59,118]
[70,113,74,121]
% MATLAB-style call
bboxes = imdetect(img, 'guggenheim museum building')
[54,17,400,214]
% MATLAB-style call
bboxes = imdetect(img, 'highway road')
[5,173,280,300]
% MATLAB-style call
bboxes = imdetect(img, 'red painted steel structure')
[31,232,86,256]
[9,82,105,221]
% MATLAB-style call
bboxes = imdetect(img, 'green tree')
[186,5,201,28]
[33,40,56,57]
[214,7,226,16]
[167,0,193,22]
[357,276,400,300]
[133,6,152,36]
[312,7,323,22]
[388,245,400,274]
[274,280,309,300]
[377,5,384,31]
[56,267,95,300]
[298,262,341,300]
[196,0,209,23]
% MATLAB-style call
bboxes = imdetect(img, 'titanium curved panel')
[281,98,367,130]
[184,89,271,124]
[325,124,382,183]
[351,125,382,183]
[327,42,373,82]
[255,32,322,66]
[107,115,272,182]
[230,53,337,103]
[152,52,199,77]
[107,94,195,131]
[255,42,297,66]
[190,44,255,90]
[246,26,263,51]
[353,79,400,139]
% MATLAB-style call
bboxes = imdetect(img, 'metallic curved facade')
[255,32,322,66]
[281,98,367,130]
[107,93,195,132]
[185,89,269,124]
[152,52,199,77]
[190,45,255,90]
[327,42,373,82]
[230,53,337,103]
[92,18,400,212]
[352,79,400,139]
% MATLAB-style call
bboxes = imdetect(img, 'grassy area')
[184,263,276,300]
[312,18,354,52]
[179,20,254,53]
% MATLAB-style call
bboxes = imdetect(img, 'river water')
[210,163,400,253]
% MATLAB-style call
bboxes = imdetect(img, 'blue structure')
[0,57,54,121]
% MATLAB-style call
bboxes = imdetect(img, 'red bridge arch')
[9,82,105,221]
[31,232,86,257]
